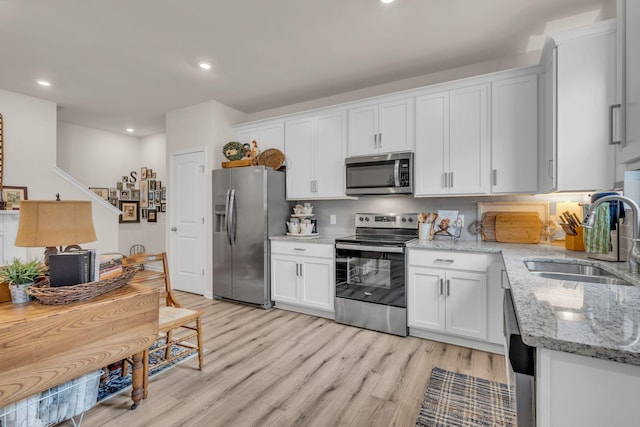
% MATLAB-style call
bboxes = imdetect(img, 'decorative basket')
[255,148,285,170]
[28,265,138,305]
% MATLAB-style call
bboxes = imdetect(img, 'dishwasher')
[504,288,535,427]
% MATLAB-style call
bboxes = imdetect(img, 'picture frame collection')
[91,166,166,223]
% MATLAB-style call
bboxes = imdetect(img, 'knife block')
[565,226,585,251]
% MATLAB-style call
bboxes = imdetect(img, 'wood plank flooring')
[59,289,507,427]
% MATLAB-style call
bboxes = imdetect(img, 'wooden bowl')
[255,149,285,170]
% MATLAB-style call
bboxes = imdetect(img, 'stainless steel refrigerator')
[212,166,287,308]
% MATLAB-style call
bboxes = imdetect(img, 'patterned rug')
[416,367,516,427]
[97,343,198,402]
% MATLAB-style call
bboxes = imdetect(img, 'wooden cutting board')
[494,212,542,244]
[481,211,540,241]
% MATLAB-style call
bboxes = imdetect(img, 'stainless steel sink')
[523,260,633,286]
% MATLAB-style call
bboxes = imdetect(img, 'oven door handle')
[335,243,404,253]
[394,159,400,187]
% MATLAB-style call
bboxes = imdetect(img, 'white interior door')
[169,148,206,295]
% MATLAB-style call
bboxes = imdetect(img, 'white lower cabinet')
[270,241,334,317]
[408,249,503,353]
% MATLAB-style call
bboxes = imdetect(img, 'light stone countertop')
[407,239,640,366]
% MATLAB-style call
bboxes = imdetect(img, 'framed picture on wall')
[155,191,161,203]
[109,188,118,198]
[89,187,109,200]
[148,209,157,222]
[148,180,156,191]
[131,189,140,200]
[2,186,28,210]
[119,189,130,200]
[141,167,148,179]
[141,208,148,219]
[119,201,140,223]
[139,180,148,208]
[148,197,155,209]
[160,203,166,212]
[161,187,166,201]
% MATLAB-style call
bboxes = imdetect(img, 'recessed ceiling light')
[37,80,51,87]
[198,62,212,70]
[380,0,395,3]
[126,128,135,133]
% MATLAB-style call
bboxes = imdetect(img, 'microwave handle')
[394,160,400,187]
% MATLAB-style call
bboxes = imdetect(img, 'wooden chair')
[121,252,204,398]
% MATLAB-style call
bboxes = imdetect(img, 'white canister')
[287,222,300,234]
[419,223,429,240]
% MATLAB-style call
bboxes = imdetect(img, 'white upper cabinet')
[491,74,538,194]
[620,0,640,163]
[415,84,489,196]
[347,97,415,156]
[233,120,285,153]
[541,21,617,192]
[285,109,348,200]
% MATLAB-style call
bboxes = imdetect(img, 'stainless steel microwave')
[345,152,414,195]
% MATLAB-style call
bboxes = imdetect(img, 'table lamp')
[15,199,97,263]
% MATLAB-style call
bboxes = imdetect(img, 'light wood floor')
[59,290,507,427]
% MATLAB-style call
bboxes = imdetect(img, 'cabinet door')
[445,270,487,340]
[315,111,348,198]
[407,267,446,332]
[539,50,558,193]
[284,117,315,199]
[299,257,334,312]
[557,31,616,191]
[491,75,538,194]
[271,254,299,304]
[449,84,490,195]
[347,104,378,156]
[378,98,415,153]
[257,122,285,153]
[415,92,450,196]
[624,0,640,160]
[233,126,258,146]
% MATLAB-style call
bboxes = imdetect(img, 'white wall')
[0,89,119,259]
[57,122,169,255]
[57,122,141,186]
[166,99,245,297]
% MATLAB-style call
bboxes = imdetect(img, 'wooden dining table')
[0,283,159,410]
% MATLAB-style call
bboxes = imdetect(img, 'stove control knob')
[359,217,364,222]
[408,217,414,223]
[364,217,370,222]
[401,217,407,222]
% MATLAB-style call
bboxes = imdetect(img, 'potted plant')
[0,258,47,303]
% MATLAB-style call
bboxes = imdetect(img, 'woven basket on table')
[29,265,139,305]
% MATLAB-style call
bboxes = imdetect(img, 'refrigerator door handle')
[224,189,232,246]
[229,189,237,247]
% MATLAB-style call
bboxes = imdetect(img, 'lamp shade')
[15,200,97,247]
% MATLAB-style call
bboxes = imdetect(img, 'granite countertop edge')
[407,239,640,367]
[270,234,341,245]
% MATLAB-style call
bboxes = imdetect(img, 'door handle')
[298,263,303,277]
[373,134,377,148]
[229,189,237,247]
[449,172,454,188]
[224,189,232,246]
[443,172,448,188]
[378,133,382,148]
[170,227,177,232]
[439,278,444,295]
[609,104,622,145]
[446,279,450,297]
[492,169,497,186]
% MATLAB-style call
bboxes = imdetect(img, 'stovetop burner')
[335,213,419,246]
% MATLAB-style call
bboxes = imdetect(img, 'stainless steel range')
[335,213,418,336]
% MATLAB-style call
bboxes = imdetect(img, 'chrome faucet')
[582,194,640,274]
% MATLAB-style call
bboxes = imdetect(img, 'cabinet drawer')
[271,241,334,258]
[408,250,489,272]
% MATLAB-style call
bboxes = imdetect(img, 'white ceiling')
[0,0,613,137]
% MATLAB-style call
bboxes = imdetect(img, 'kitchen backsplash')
[288,193,589,240]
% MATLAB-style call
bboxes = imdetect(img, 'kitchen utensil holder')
[565,226,585,251]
